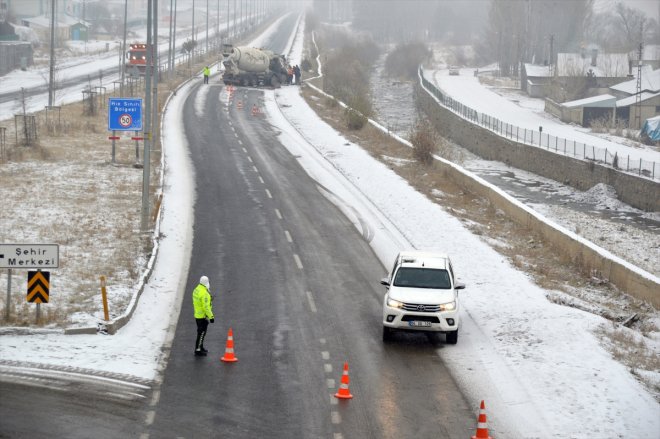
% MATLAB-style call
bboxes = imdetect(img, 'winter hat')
[200,276,210,289]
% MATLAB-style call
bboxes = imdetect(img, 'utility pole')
[634,42,643,129]
[206,0,209,55]
[168,0,174,78]
[48,0,56,107]
[192,0,195,65]
[172,0,177,76]
[233,0,236,39]
[152,0,159,148]
[226,0,229,41]
[120,0,127,96]
[141,0,153,232]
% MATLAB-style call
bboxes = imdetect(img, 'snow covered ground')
[424,67,660,167]
[0,15,659,439]
[369,53,660,278]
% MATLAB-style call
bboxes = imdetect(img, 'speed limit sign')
[119,114,132,128]
[108,98,143,131]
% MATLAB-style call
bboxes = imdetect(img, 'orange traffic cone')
[220,328,238,362]
[334,361,353,399]
[472,400,492,439]
[251,104,260,116]
[236,100,243,109]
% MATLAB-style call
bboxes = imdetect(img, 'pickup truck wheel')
[270,75,280,87]
[446,330,458,344]
[382,326,394,342]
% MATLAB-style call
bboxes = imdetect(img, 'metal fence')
[419,68,659,181]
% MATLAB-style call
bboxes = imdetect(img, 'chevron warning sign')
[27,271,50,303]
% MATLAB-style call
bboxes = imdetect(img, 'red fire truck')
[126,43,148,75]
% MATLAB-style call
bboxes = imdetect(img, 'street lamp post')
[192,0,195,65]
[120,0,127,96]
[206,0,209,55]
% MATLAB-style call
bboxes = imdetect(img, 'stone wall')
[415,82,659,306]
[416,83,660,212]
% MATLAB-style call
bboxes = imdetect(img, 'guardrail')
[419,67,659,181]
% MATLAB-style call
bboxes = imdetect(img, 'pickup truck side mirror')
[455,282,466,290]
[380,277,390,287]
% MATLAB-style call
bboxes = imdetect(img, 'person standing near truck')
[203,66,210,84]
[192,275,215,356]
[293,65,301,85]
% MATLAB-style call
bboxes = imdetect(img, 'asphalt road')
[141,69,476,437]
[0,15,477,439]
[0,365,151,438]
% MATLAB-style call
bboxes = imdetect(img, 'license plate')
[409,321,431,327]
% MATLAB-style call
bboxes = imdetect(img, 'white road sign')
[0,244,59,269]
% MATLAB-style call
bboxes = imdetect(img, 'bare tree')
[613,2,656,51]
[483,0,594,77]
[584,3,658,52]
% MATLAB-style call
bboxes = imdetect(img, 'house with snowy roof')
[524,49,630,103]
[521,63,552,98]
[608,66,660,129]
[21,14,78,43]
[549,66,660,128]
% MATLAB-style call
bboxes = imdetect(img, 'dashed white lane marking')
[275,209,282,220]
[139,433,149,439]
[258,175,264,184]
[145,410,155,426]
[247,156,253,163]
[320,338,326,344]
[326,378,335,389]
[238,139,242,145]
[149,389,160,406]
[242,147,247,153]
[321,351,330,360]
[265,189,273,199]
[331,411,341,424]
[231,126,235,132]
[228,120,232,126]
[334,433,343,439]
[330,395,338,405]
[306,291,317,313]
[324,363,333,374]
[293,253,303,269]
[284,230,292,242]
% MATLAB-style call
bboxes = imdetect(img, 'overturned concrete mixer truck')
[221,44,289,87]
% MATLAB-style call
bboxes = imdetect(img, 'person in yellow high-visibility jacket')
[192,275,214,356]
[203,66,210,84]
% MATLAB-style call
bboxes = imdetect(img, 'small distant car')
[381,251,465,344]
[448,66,460,76]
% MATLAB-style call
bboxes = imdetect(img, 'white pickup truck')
[381,251,465,344]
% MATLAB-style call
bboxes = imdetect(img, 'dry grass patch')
[0,59,205,327]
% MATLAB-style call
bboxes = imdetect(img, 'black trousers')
[204,75,209,84]
[195,318,209,351]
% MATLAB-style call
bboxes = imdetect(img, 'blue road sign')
[108,98,143,131]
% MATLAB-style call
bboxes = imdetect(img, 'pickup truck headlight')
[439,301,456,311]
[386,296,404,309]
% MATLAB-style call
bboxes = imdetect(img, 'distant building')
[21,14,81,44]
[521,64,552,98]
[525,49,630,102]
[609,67,660,129]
